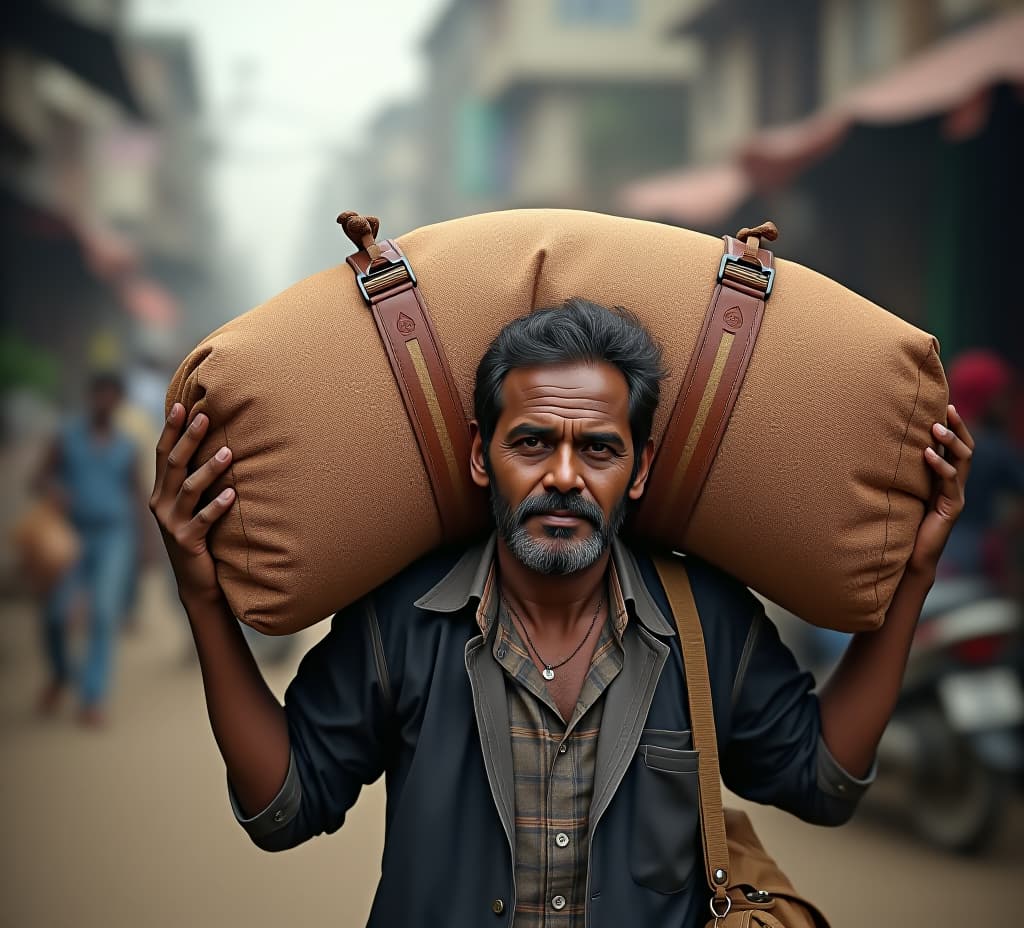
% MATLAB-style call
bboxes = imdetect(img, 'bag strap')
[637,223,777,543]
[338,212,482,542]
[652,555,732,911]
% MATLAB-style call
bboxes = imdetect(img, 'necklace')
[501,589,604,681]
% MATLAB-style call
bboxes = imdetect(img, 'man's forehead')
[499,362,629,421]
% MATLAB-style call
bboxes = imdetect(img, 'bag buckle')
[356,257,417,304]
[717,252,775,297]
[710,894,732,925]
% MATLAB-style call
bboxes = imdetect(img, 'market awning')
[118,276,179,328]
[739,9,1024,189]
[619,163,751,226]
[620,9,1024,224]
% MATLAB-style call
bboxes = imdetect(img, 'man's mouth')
[534,510,586,527]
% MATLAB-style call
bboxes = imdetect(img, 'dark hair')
[89,370,124,395]
[474,298,666,468]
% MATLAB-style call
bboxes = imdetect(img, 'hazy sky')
[129,0,446,297]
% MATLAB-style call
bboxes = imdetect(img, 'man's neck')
[495,538,611,635]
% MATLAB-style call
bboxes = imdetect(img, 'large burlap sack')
[167,209,946,634]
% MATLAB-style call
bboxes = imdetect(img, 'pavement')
[2,567,1021,927]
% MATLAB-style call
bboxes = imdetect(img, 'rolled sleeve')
[225,599,393,852]
[720,600,872,826]
[228,753,303,851]
[815,736,876,803]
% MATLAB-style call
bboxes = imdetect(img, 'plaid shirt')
[482,561,631,927]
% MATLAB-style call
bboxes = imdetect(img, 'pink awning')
[740,9,1024,189]
[118,276,179,328]
[619,162,752,227]
[620,10,1024,223]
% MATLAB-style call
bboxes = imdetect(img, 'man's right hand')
[150,404,291,820]
[150,402,235,605]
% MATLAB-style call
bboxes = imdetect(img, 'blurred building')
[356,101,428,241]
[0,0,216,423]
[418,0,700,223]
[1,0,142,413]
[622,0,1024,382]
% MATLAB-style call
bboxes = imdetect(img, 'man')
[151,300,971,926]
[34,370,145,726]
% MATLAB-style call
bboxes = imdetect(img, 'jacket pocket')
[630,731,701,894]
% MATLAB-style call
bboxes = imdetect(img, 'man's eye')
[522,437,540,448]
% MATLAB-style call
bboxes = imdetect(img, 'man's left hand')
[907,403,974,576]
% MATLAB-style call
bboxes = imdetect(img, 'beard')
[490,483,628,576]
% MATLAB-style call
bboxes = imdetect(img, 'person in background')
[32,370,146,727]
[941,350,1024,589]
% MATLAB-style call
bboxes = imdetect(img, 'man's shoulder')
[626,543,757,613]
[361,541,479,623]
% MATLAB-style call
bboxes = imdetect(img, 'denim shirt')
[230,536,873,927]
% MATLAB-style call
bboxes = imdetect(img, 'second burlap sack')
[167,209,946,634]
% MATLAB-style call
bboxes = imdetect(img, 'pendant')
[542,667,555,681]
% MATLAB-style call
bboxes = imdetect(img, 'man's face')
[90,383,122,421]
[470,361,653,575]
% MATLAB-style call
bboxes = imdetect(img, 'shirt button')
[272,809,286,823]
[491,898,505,915]
[555,832,570,848]
[552,895,566,910]
[558,743,567,754]
[496,647,506,659]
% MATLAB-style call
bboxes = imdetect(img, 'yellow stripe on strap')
[406,337,466,512]
[661,331,735,528]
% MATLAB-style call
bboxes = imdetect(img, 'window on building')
[556,0,635,25]
[455,97,510,197]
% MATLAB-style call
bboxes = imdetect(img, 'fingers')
[172,443,233,522]
[930,419,970,463]
[924,444,958,480]
[175,487,236,549]
[152,403,184,502]
[155,407,209,504]
[946,403,975,451]
[925,404,969,515]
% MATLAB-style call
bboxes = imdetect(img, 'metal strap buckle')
[717,252,774,297]
[356,256,417,304]
[709,893,733,926]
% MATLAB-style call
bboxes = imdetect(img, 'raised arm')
[149,403,290,815]
[818,404,974,776]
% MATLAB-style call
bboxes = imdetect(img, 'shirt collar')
[413,531,675,638]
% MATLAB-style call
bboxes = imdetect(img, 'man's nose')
[542,445,585,494]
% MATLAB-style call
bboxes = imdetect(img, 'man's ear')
[628,438,655,501]
[468,420,490,488]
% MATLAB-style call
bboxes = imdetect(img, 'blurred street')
[3,3,1023,927]
[1,567,1021,928]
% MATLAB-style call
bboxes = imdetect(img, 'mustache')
[513,491,605,528]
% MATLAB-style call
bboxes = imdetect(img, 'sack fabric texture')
[166,209,947,634]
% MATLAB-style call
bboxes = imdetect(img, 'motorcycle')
[875,576,1024,853]
[770,575,1024,853]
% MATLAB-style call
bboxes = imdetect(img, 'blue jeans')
[42,522,136,706]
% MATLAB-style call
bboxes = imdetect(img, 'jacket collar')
[414,532,675,638]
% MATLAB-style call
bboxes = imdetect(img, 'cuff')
[815,736,876,803]
[227,753,302,844]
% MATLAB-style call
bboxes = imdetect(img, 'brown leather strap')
[637,230,776,543]
[652,555,731,908]
[346,238,480,541]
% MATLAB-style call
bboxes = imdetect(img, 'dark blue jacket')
[230,536,872,927]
